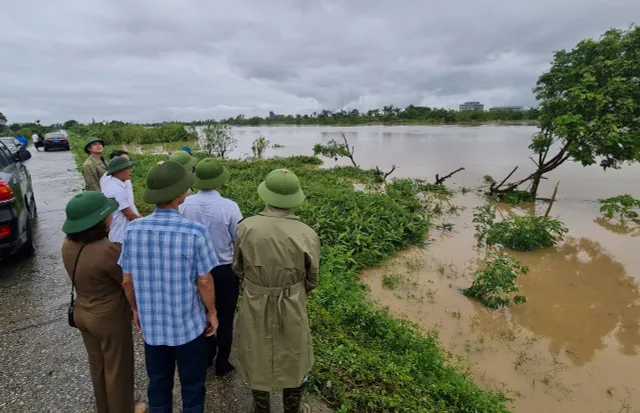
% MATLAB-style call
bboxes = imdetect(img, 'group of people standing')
[63,137,320,413]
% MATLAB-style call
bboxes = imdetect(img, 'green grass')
[70,133,511,412]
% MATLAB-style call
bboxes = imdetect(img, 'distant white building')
[489,106,523,112]
[459,101,484,111]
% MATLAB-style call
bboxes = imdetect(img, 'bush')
[199,123,237,159]
[487,215,568,251]
[598,194,640,224]
[463,251,528,309]
[251,136,270,159]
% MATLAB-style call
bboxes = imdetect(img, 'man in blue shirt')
[179,157,242,376]
[119,160,219,413]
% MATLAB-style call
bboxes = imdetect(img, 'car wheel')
[16,218,35,259]
[44,147,49,152]
[29,195,37,221]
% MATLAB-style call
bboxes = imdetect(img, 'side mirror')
[17,150,31,162]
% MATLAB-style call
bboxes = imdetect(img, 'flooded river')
[238,125,639,412]
[136,125,640,412]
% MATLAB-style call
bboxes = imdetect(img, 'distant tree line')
[171,105,540,127]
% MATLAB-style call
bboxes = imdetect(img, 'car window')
[0,146,11,169]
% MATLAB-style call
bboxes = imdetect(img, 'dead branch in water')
[544,181,560,217]
[489,166,519,193]
[375,165,397,183]
[340,133,358,168]
[435,167,465,185]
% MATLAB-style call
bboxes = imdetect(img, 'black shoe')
[215,363,235,377]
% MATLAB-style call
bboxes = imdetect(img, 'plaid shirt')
[118,208,218,346]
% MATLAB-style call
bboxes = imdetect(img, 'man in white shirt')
[179,157,242,376]
[102,156,140,244]
[31,134,41,151]
[100,150,132,190]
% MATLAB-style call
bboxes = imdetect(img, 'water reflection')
[593,217,640,237]
[510,237,640,365]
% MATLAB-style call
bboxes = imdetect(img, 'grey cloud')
[0,0,637,123]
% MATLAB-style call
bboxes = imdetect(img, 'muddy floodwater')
[226,125,639,412]
[362,192,640,413]
[129,125,639,412]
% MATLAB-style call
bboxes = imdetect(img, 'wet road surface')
[0,149,330,412]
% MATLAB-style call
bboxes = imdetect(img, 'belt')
[244,279,305,333]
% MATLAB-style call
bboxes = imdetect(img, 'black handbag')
[68,245,87,328]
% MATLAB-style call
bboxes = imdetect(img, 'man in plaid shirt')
[119,160,219,413]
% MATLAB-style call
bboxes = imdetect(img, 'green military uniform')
[83,156,108,192]
[231,169,320,413]
[82,138,107,192]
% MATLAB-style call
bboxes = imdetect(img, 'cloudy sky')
[0,0,637,124]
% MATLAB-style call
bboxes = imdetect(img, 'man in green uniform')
[231,169,320,413]
[82,137,107,192]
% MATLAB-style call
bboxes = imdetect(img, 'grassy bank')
[69,134,510,412]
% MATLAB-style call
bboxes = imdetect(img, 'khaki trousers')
[75,305,134,413]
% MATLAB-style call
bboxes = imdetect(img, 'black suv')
[0,140,36,260]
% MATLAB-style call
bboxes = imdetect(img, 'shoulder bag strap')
[70,244,88,307]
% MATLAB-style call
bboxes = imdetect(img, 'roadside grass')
[69,133,510,412]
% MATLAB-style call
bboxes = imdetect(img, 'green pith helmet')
[193,158,230,190]
[84,137,105,154]
[107,156,134,176]
[62,192,118,234]
[257,168,305,209]
[168,150,197,171]
[143,160,196,204]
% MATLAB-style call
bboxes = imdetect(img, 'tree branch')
[341,133,358,167]
[434,167,465,185]
[490,166,519,192]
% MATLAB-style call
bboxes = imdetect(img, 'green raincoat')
[230,206,320,391]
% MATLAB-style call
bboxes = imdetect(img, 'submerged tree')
[199,123,237,159]
[492,26,640,198]
[251,136,270,159]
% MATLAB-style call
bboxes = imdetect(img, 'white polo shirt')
[101,176,138,243]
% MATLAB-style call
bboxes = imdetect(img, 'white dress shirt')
[179,190,242,265]
[101,176,138,243]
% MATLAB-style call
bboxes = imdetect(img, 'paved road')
[0,149,330,412]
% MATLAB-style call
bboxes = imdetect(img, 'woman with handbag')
[61,191,147,413]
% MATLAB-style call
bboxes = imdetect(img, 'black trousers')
[207,264,240,374]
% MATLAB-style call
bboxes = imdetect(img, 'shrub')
[598,195,640,224]
[463,251,528,309]
[251,136,270,159]
[499,190,534,206]
[199,123,237,159]
[487,215,568,251]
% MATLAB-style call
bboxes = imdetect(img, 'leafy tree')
[63,119,78,129]
[496,26,640,197]
[313,133,357,167]
[0,112,7,133]
[199,123,237,159]
[251,136,270,159]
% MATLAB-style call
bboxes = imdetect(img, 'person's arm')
[112,188,139,221]
[228,204,243,242]
[117,231,140,329]
[195,230,219,336]
[121,207,139,221]
[304,233,321,294]
[197,274,215,313]
[232,236,244,286]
